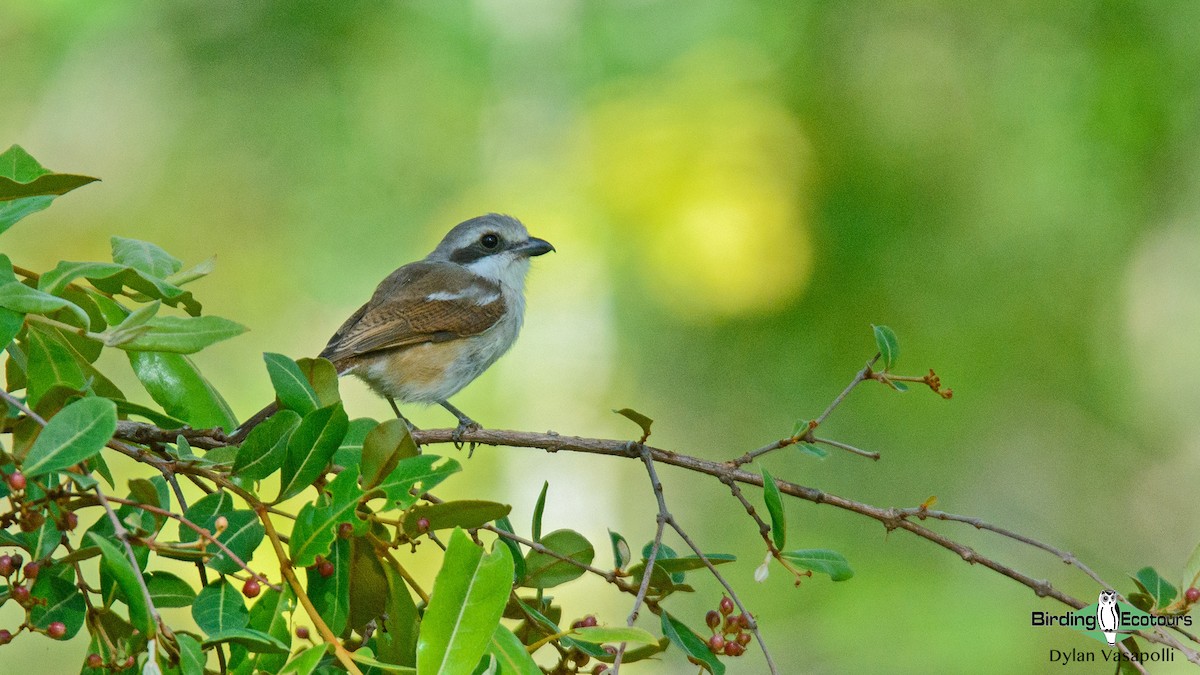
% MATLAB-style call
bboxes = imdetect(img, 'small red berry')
[338,522,353,539]
[724,641,745,657]
[46,622,66,639]
[723,616,738,633]
[592,666,608,675]
[581,615,597,627]
[719,596,734,615]
[0,629,11,645]
[64,513,79,531]
[736,613,752,629]
[318,560,335,578]
[1187,587,1200,604]
[707,634,725,653]
[705,610,720,629]
[416,517,431,533]
[295,626,310,640]
[736,632,752,646]
[122,656,135,669]
[10,554,22,571]
[86,653,103,668]
[22,562,38,580]
[0,555,13,577]
[10,585,29,604]
[7,472,26,491]
[242,578,261,598]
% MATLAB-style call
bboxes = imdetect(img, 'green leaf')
[361,418,418,489]
[41,260,202,315]
[128,351,238,431]
[798,443,828,459]
[613,408,653,439]
[24,518,62,559]
[572,626,659,646]
[761,467,786,550]
[241,586,294,671]
[233,409,301,481]
[378,563,420,667]
[0,145,98,234]
[1131,567,1177,609]
[370,454,461,510]
[30,574,86,638]
[22,396,116,478]
[177,634,206,675]
[609,530,631,570]
[204,510,264,575]
[520,529,594,589]
[193,579,250,635]
[648,554,736,575]
[296,357,341,407]
[110,237,183,279]
[289,467,364,568]
[487,625,540,675]
[264,353,321,416]
[22,325,86,407]
[280,646,328,675]
[0,280,90,326]
[168,256,216,287]
[334,416,378,467]
[307,537,351,635]
[111,315,247,353]
[87,532,155,636]
[872,324,899,371]
[348,535,389,630]
[202,627,289,653]
[0,307,21,351]
[402,500,512,538]
[145,571,197,608]
[531,481,548,543]
[100,300,160,346]
[276,402,348,502]
[661,611,723,675]
[779,549,854,581]
[417,529,514,675]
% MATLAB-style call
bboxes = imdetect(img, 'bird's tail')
[229,401,280,444]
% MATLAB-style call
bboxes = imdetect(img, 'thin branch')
[637,445,779,674]
[257,505,362,675]
[612,444,668,673]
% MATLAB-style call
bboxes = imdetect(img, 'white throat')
[465,252,531,293]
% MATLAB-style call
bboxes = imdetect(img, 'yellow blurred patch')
[586,45,814,318]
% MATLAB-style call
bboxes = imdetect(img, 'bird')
[1097,589,1119,647]
[232,213,553,444]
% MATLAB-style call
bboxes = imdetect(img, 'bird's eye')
[481,233,500,249]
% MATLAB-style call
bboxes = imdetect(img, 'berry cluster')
[704,596,752,658]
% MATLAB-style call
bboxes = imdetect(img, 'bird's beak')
[514,236,555,257]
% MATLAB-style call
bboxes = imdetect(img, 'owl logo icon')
[1097,590,1120,647]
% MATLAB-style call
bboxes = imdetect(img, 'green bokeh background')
[4,2,1200,673]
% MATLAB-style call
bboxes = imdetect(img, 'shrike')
[235,213,553,442]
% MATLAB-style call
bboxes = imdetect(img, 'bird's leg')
[439,400,481,455]
[386,396,419,431]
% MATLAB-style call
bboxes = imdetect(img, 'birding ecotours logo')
[1031,590,1161,646]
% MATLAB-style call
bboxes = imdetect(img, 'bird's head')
[427,214,555,287]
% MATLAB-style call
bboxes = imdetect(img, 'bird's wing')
[320,261,506,366]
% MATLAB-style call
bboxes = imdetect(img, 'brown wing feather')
[320,261,505,367]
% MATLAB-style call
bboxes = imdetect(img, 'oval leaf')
[761,467,786,550]
[416,529,514,675]
[128,351,237,430]
[780,549,854,581]
[264,353,321,416]
[872,324,899,371]
[22,396,116,478]
[403,500,512,539]
[520,529,594,589]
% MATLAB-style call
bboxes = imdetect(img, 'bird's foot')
[451,418,482,456]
